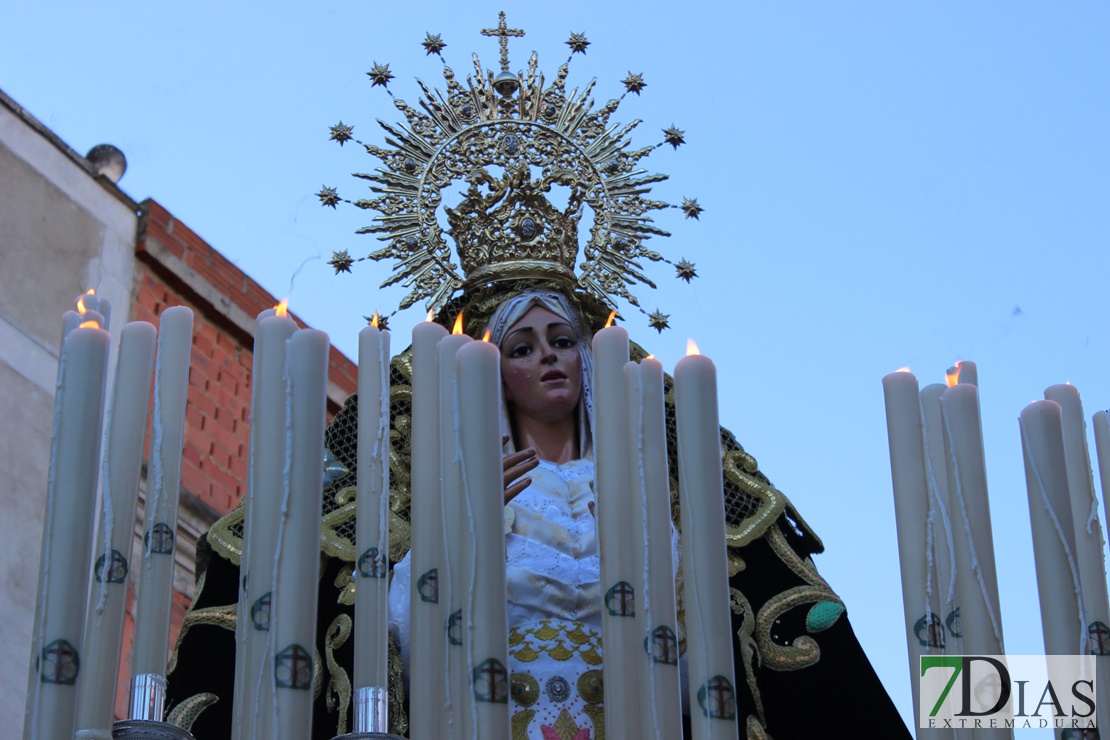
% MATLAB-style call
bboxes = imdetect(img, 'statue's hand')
[502,435,538,505]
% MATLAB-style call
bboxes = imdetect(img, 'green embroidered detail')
[805,600,845,633]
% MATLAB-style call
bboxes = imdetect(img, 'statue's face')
[499,305,582,424]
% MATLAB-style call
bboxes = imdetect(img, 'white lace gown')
[390,457,612,739]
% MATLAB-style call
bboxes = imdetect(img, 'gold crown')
[322,12,703,331]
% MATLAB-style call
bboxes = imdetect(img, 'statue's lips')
[541,370,566,383]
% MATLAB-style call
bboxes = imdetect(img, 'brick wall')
[112,199,357,719]
[135,198,357,515]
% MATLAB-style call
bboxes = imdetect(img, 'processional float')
[25,12,746,740]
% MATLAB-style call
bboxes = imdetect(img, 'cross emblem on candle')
[945,607,962,639]
[914,613,946,648]
[94,549,129,583]
[447,609,463,645]
[357,547,388,578]
[39,639,80,685]
[251,592,272,631]
[645,625,679,665]
[144,522,174,555]
[605,581,635,617]
[274,644,313,690]
[417,568,439,603]
[697,675,737,720]
[1087,620,1110,656]
[472,658,509,703]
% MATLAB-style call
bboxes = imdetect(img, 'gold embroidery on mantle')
[324,614,353,736]
[721,448,787,547]
[334,563,356,606]
[166,692,218,731]
[206,505,245,565]
[755,524,842,672]
[387,630,408,736]
[745,714,771,740]
[730,587,765,726]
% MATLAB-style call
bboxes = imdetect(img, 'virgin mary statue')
[166,15,911,740]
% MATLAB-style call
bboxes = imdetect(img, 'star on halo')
[421,33,446,55]
[363,314,390,330]
[622,72,647,95]
[681,197,703,219]
[328,249,355,274]
[675,259,698,282]
[566,32,590,54]
[648,310,671,333]
[367,62,395,88]
[663,125,686,149]
[329,121,354,146]
[317,186,341,208]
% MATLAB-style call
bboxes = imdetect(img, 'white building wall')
[0,92,139,738]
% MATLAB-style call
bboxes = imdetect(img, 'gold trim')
[206,505,245,565]
[324,614,353,735]
[166,692,219,731]
[730,587,765,725]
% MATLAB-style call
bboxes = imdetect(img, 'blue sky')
[5,2,1108,730]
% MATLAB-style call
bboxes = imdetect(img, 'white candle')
[940,384,1004,658]
[272,328,329,740]
[956,360,977,388]
[438,331,473,739]
[354,323,391,699]
[456,340,510,740]
[25,320,110,740]
[1019,401,1084,656]
[409,319,448,740]
[1042,385,1110,711]
[132,306,193,681]
[674,347,738,740]
[590,325,642,738]
[75,322,157,737]
[919,384,960,653]
[882,370,951,735]
[629,358,683,739]
[235,309,297,740]
[1094,411,1110,557]
[76,291,112,331]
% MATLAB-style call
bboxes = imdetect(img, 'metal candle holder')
[331,686,404,740]
[111,674,196,740]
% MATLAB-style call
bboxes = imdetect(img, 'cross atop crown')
[481,11,524,73]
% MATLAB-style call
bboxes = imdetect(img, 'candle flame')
[686,339,700,356]
[896,366,911,373]
[76,295,88,315]
[481,329,492,343]
[275,298,289,318]
[945,365,959,387]
[452,312,464,335]
[371,311,380,328]
[426,309,436,323]
[603,310,617,329]
[645,354,655,361]
[79,319,100,330]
